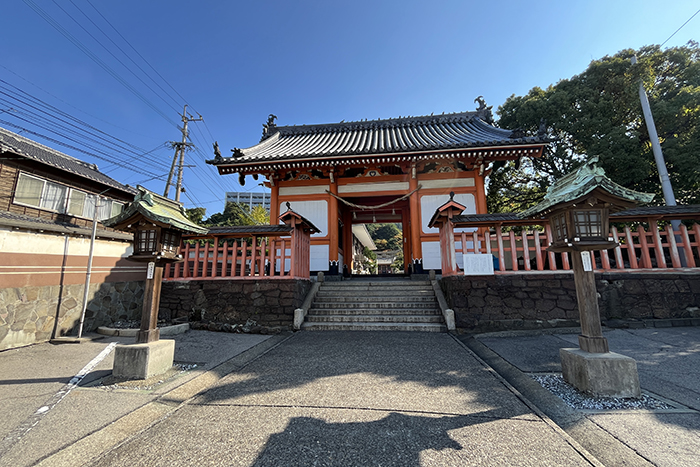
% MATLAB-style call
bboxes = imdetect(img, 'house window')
[15,173,67,213]
[162,231,180,253]
[15,172,125,221]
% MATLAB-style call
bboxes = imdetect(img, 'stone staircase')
[301,279,446,332]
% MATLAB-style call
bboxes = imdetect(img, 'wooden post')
[137,262,164,343]
[328,172,339,271]
[571,251,609,353]
[408,164,422,271]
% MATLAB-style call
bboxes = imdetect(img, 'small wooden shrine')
[208,99,549,274]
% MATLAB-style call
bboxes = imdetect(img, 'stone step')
[308,307,440,315]
[312,296,437,304]
[319,284,433,291]
[325,280,432,287]
[315,292,434,299]
[305,314,444,324]
[300,322,447,332]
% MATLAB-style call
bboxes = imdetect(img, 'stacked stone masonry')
[159,279,313,328]
[440,272,700,332]
[0,281,144,350]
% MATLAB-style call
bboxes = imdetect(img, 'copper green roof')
[521,157,655,218]
[103,186,208,234]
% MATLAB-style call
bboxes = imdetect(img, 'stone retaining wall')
[159,279,313,328]
[0,281,144,350]
[440,272,700,332]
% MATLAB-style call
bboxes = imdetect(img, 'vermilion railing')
[163,215,316,280]
[449,222,700,275]
[164,235,307,280]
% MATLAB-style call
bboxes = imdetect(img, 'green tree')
[185,207,206,225]
[492,42,700,212]
[205,202,255,226]
[250,205,270,225]
[367,223,402,251]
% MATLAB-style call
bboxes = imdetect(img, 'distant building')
[225,191,270,211]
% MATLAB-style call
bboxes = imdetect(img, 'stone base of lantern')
[560,348,641,398]
[112,339,175,380]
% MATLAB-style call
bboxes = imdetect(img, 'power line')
[661,7,700,47]
[22,0,179,127]
[0,79,171,171]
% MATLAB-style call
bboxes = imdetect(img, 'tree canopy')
[491,42,700,213]
[186,202,270,227]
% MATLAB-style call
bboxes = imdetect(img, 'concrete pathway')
[466,327,700,467]
[0,331,272,467]
[89,332,597,466]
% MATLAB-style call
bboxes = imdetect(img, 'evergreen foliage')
[493,42,700,213]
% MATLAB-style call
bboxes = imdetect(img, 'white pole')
[632,56,686,265]
[77,197,99,338]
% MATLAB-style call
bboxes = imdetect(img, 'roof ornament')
[474,96,494,124]
[213,141,222,162]
[510,128,527,139]
[231,147,244,158]
[538,118,547,137]
[261,114,278,142]
[286,201,291,211]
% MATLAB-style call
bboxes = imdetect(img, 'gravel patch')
[92,363,198,391]
[532,374,675,411]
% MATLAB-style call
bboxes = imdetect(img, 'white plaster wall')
[420,178,475,189]
[310,244,329,271]
[0,229,132,257]
[421,241,441,270]
[279,185,330,196]
[280,200,328,237]
[338,181,409,194]
[420,193,476,234]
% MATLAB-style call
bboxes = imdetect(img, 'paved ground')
[1,327,698,466]
[90,332,594,466]
[0,331,273,467]
[464,326,700,467]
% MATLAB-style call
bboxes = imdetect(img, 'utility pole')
[632,56,686,265]
[164,105,202,201]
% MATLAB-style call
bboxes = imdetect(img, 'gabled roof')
[208,110,548,171]
[104,186,208,234]
[0,127,135,195]
[521,157,655,218]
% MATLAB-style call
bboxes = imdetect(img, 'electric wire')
[56,0,181,114]
[661,7,700,47]
[21,0,179,127]
[0,81,172,174]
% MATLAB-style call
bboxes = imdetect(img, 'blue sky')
[1,0,698,215]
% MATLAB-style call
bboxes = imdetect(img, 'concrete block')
[113,339,175,380]
[560,348,641,398]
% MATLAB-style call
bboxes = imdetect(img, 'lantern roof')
[103,186,208,234]
[278,202,321,234]
[521,157,654,219]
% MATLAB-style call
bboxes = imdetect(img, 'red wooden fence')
[450,222,700,274]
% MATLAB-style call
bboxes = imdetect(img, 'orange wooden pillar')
[269,181,279,223]
[328,170,339,273]
[342,208,353,274]
[474,171,488,214]
[401,206,411,274]
[408,164,423,272]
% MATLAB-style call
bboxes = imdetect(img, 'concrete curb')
[35,333,294,467]
[457,335,655,467]
[96,323,190,337]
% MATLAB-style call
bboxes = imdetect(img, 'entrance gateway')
[207,100,548,275]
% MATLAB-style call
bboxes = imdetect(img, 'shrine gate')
[208,102,549,274]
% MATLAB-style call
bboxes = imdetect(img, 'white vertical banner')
[580,251,593,272]
[147,261,156,279]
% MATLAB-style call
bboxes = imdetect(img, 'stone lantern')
[103,186,207,379]
[522,157,653,397]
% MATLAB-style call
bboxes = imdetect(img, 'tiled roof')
[0,127,135,195]
[611,204,700,219]
[209,111,548,168]
[104,186,208,234]
[205,225,292,235]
